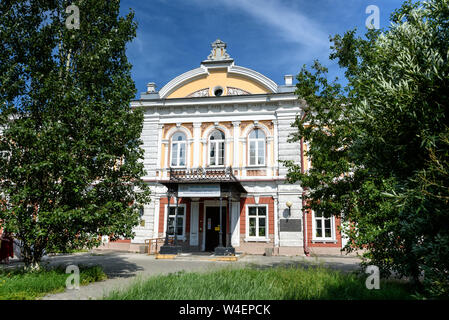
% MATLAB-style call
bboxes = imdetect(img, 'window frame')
[164,204,187,240]
[137,206,146,228]
[170,132,187,168]
[208,129,225,167]
[247,129,266,167]
[245,204,269,242]
[311,210,336,242]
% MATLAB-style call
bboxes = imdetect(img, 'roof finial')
[207,39,231,61]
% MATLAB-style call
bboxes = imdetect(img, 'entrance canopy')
[160,166,245,255]
[161,166,247,199]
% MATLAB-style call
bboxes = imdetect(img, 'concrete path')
[3,251,362,300]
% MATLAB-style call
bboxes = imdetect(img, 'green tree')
[0,0,150,267]
[285,0,449,297]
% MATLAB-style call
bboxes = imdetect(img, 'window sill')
[311,239,337,244]
[245,165,267,169]
[244,237,270,243]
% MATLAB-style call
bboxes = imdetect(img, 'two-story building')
[102,39,345,256]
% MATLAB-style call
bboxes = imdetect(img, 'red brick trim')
[158,197,191,234]
[305,209,342,247]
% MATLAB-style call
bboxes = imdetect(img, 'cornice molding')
[227,65,278,93]
[159,66,208,99]
[131,92,299,108]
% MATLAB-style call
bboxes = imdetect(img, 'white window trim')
[163,203,187,240]
[245,204,269,242]
[311,210,336,242]
[247,131,266,167]
[135,206,146,230]
[208,131,225,167]
[170,133,187,168]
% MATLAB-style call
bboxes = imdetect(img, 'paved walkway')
[3,251,363,300]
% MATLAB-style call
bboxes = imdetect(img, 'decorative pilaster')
[163,138,169,178]
[272,119,279,176]
[273,195,279,248]
[157,124,164,178]
[242,138,247,177]
[201,139,207,167]
[153,197,160,238]
[193,122,202,167]
[232,121,240,173]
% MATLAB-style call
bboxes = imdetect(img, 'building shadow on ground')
[1,251,144,279]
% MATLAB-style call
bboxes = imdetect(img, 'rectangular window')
[171,143,178,166]
[258,141,265,165]
[248,139,265,166]
[179,144,185,166]
[247,206,268,239]
[210,143,216,165]
[249,141,256,165]
[218,142,224,165]
[313,211,334,241]
[167,206,185,237]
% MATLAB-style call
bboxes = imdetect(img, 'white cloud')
[194,0,329,50]
[187,0,333,77]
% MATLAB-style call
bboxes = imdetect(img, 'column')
[232,121,240,173]
[193,122,201,168]
[226,137,232,167]
[174,195,179,246]
[219,196,223,247]
[231,201,240,247]
[227,197,231,247]
[153,197,160,238]
[190,201,199,246]
[164,193,171,245]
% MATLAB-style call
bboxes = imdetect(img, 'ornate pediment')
[206,39,232,61]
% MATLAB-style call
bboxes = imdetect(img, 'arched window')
[171,132,186,167]
[209,130,225,166]
[248,129,266,166]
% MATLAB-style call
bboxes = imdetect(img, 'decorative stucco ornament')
[207,39,231,61]
[187,88,210,98]
[227,87,250,96]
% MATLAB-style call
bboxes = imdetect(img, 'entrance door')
[205,206,227,251]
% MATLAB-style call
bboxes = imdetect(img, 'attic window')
[214,87,223,97]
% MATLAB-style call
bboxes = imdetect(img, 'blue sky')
[120,0,405,97]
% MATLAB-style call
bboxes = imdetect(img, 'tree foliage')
[285,0,449,297]
[0,0,151,266]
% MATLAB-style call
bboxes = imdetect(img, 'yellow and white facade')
[119,39,345,255]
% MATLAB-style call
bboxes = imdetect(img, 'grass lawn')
[106,265,415,300]
[0,265,107,300]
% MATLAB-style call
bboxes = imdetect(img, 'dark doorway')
[205,206,227,251]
